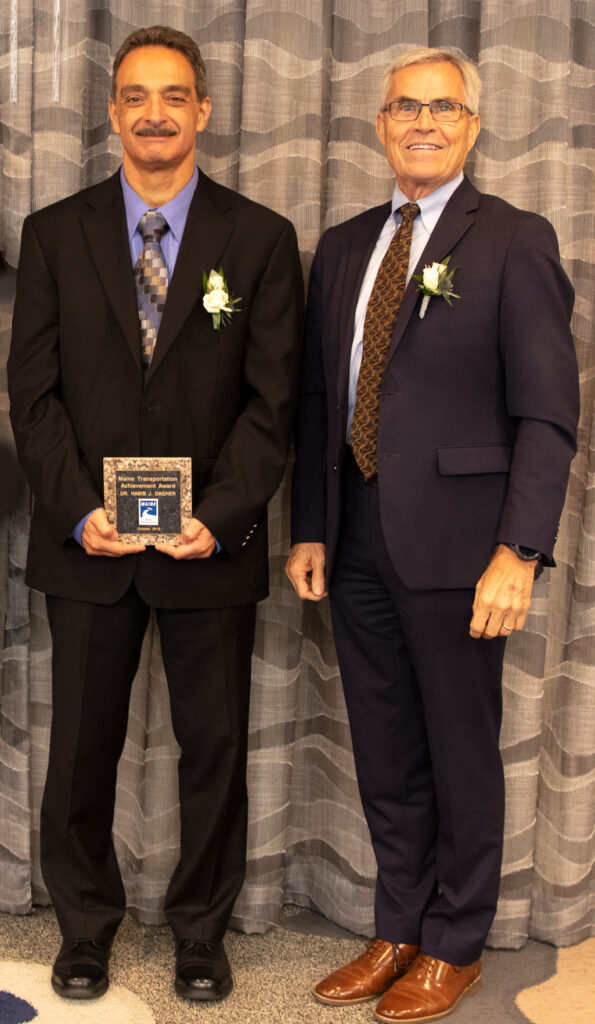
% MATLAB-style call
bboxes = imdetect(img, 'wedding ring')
[502,623,514,631]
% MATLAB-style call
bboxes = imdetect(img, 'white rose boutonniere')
[413,256,459,319]
[202,267,241,330]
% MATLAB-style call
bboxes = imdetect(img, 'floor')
[0,905,593,1024]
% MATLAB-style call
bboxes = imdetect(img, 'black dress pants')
[329,452,506,965]
[41,583,255,942]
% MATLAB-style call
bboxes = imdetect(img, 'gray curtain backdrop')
[0,1,593,949]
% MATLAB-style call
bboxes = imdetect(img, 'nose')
[145,94,167,123]
[416,104,435,130]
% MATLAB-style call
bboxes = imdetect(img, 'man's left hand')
[155,518,216,560]
[470,544,538,639]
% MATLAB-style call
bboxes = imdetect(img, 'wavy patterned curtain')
[1,0,593,948]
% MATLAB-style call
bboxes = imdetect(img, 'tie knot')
[139,210,168,243]
[399,202,420,225]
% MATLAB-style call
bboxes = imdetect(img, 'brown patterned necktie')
[350,201,420,480]
[134,210,169,373]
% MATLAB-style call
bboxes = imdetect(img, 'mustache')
[134,126,178,137]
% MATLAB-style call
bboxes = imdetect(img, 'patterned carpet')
[0,906,592,1024]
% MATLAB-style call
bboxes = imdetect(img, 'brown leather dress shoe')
[314,939,420,1005]
[375,954,481,1022]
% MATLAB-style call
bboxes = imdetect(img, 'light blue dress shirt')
[121,165,198,279]
[346,172,463,439]
[72,166,199,544]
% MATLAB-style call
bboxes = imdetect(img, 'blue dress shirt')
[346,172,463,439]
[72,167,199,544]
[121,165,198,280]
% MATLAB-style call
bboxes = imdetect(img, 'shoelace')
[363,939,390,962]
[69,939,109,951]
[179,940,218,954]
[416,955,462,976]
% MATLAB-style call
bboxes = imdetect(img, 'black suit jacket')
[9,169,304,607]
[292,177,579,589]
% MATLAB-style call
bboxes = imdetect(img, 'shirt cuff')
[72,509,100,545]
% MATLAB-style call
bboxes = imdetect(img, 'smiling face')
[376,62,480,200]
[108,45,211,183]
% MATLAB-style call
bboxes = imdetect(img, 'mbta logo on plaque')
[139,498,159,526]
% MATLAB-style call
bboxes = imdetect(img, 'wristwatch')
[503,543,542,563]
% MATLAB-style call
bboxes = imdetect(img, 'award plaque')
[104,457,192,545]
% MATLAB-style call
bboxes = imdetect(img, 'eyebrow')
[389,94,463,104]
[120,84,192,96]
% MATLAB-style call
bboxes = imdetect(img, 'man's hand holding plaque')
[155,518,216,560]
[81,508,147,557]
[103,457,193,546]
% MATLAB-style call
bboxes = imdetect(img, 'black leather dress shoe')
[175,939,233,1001]
[51,938,112,999]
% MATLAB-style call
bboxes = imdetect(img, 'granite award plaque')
[104,457,192,545]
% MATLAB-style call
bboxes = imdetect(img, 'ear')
[108,97,121,136]
[376,110,387,151]
[196,96,212,134]
[467,113,480,153]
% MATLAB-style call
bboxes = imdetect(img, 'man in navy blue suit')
[286,47,578,1023]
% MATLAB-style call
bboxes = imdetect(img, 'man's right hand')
[81,508,146,557]
[285,542,327,601]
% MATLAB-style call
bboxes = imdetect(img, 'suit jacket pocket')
[437,444,513,475]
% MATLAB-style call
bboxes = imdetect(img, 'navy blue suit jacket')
[292,176,579,589]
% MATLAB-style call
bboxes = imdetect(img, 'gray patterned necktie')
[350,201,420,480]
[134,210,169,372]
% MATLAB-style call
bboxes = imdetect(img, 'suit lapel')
[81,173,142,371]
[148,172,234,380]
[385,177,480,363]
[81,170,235,380]
[336,203,390,403]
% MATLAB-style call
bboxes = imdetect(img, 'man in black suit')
[286,48,578,1022]
[9,25,303,1002]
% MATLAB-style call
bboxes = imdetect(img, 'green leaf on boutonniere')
[413,256,459,318]
[202,267,242,330]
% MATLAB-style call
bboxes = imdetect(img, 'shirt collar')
[391,172,464,234]
[120,165,199,243]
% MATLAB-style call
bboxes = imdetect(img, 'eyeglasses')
[381,99,471,123]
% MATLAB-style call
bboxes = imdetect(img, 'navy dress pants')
[329,452,506,965]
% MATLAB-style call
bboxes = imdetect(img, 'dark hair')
[111,25,208,101]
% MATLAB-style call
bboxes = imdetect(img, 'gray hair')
[111,25,208,101]
[380,47,481,114]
